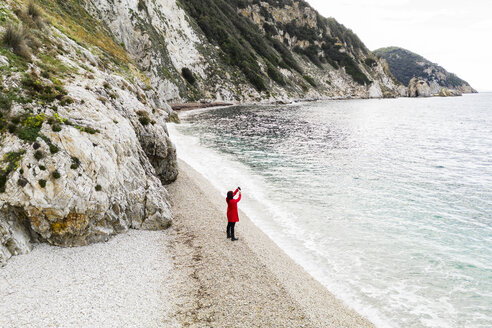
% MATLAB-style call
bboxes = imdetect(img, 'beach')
[0,158,374,327]
[166,160,374,327]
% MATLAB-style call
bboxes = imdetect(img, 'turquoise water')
[168,93,492,327]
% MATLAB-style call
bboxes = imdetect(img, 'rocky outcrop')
[374,47,477,96]
[0,1,177,265]
[82,0,403,102]
[408,78,432,97]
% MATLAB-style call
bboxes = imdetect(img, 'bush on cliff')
[181,67,196,85]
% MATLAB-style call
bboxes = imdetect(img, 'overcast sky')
[305,0,492,91]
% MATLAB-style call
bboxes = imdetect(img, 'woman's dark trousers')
[226,222,235,239]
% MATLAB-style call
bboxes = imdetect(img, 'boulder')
[408,77,432,97]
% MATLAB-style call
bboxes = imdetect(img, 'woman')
[226,187,241,241]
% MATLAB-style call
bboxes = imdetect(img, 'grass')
[36,0,129,64]
[1,24,31,60]
[16,113,45,142]
[21,72,68,104]
[27,2,42,22]
[0,150,26,193]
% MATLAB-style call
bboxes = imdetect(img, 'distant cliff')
[83,0,404,101]
[373,47,477,96]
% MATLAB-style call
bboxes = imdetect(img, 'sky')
[305,0,492,91]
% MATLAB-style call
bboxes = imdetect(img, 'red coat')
[226,188,241,222]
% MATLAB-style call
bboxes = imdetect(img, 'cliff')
[0,0,177,265]
[83,0,404,101]
[373,46,477,96]
[0,0,424,265]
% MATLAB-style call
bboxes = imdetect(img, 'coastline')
[166,159,374,327]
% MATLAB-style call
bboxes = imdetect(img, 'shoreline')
[166,159,374,327]
[169,90,481,115]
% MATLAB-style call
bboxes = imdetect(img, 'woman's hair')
[226,191,234,203]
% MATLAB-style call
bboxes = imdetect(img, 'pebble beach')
[0,159,374,327]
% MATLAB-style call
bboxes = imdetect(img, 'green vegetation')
[70,156,80,169]
[0,150,25,193]
[364,58,377,67]
[38,179,46,188]
[49,144,59,154]
[181,67,196,85]
[36,0,129,64]
[39,165,46,170]
[95,184,102,191]
[303,75,317,87]
[34,150,44,160]
[21,72,68,104]
[137,110,150,126]
[16,113,45,142]
[373,47,471,88]
[180,0,303,91]
[52,170,61,179]
[1,24,31,60]
[52,124,62,132]
[267,63,285,86]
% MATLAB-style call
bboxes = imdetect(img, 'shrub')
[267,64,285,86]
[303,75,317,87]
[17,178,28,187]
[364,58,377,67]
[39,165,46,170]
[95,184,102,191]
[1,24,31,60]
[70,156,80,169]
[181,67,196,85]
[8,124,17,133]
[27,3,42,21]
[139,116,150,126]
[0,94,13,112]
[38,179,46,188]
[49,144,59,154]
[21,73,67,103]
[138,0,146,11]
[52,170,61,179]
[52,124,62,132]
[34,150,44,160]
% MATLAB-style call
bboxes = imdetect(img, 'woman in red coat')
[226,187,241,241]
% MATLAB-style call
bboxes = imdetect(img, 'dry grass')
[2,24,32,60]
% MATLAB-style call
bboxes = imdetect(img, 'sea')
[168,93,492,328]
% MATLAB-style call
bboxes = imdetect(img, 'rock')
[368,83,383,98]
[408,77,432,97]
[0,206,32,266]
[0,55,8,67]
[0,21,177,265]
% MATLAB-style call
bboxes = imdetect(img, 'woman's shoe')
[231,237,238,241]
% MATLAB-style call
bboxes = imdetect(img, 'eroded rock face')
[0,14,177,265]
[408,77,432,97]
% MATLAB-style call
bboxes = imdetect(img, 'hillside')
[373,47,476,95]
[0,0,405,265]
[84,0,404,101]
[0,0,177,265]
